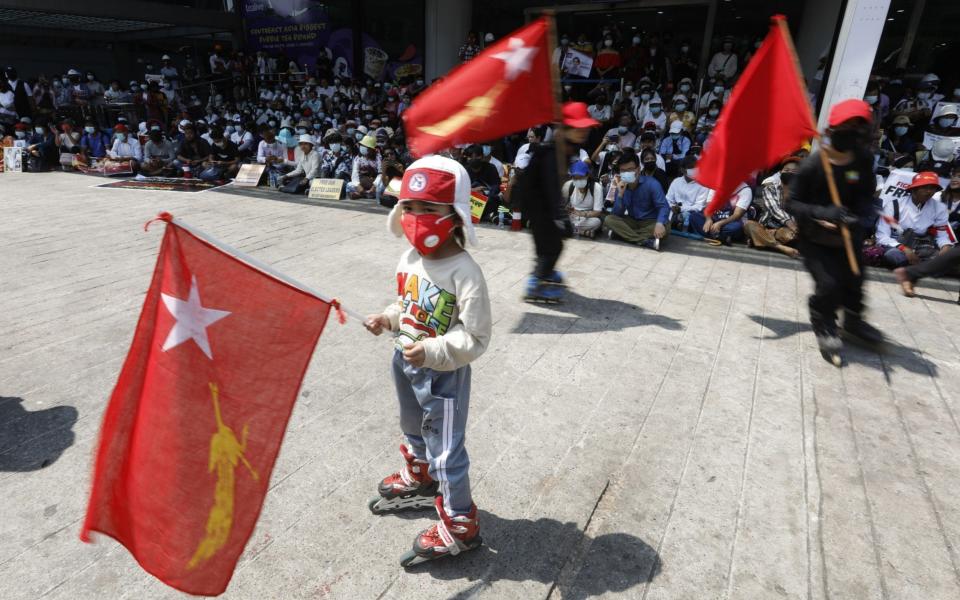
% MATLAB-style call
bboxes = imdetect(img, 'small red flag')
[403,17,556,157]
[81,216,332,596]
[697,15,817,216]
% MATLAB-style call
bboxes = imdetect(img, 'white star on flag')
[160,276,231,359]
[492,37,539,81]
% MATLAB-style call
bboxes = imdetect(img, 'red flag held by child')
[697,15,817,216]
[403,17,556,157]
[81,215,333,596]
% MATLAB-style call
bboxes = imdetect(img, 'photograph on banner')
[308,178,345,200]
[562,49,593,78]
[922,131,960,161]
[3,147,22,173]
[233,164,267,187]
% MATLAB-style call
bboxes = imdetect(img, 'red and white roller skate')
[400,496,482,567]
[367,444,439,514]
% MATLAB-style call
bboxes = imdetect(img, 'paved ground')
[3,171,960,600]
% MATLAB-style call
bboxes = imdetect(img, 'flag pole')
[543,10,570,186]
[775,17,860,276]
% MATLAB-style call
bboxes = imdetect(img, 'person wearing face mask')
[588,95,612,125]
[638,98,666,135]
[708,36,738,81]
[463,144,502,221]
[347,134,382,199]
[562,160,604,237]
[65,69,91,107]
[673,40,698,82]
[695,100,722,143]
[658,120,691,176]
[863,84,889,123]
[85,72,105,108]
[667,95,696,134]
[743,157,802,258]
[699,79,729,111]
[604,151,669,250]
[104,123,142,172]
[79,120,111,164]
[278,134,321,193]
[174,124,210,175]
[22,120,56,171]
[230,120,256,160]
[255,126,285,185]
[621,34,647,81]
[319,130,351,180]
[512,102,599,300]
[595,35,622,79]
[0,78,16,121]
[572,33,594,58]
[199,127,239,182]
[633,132,666,170]
[879,114,916,163]
[675,77,697,108]
[787,99,885,361]
[141,129,176,176]
[605,114,636,149]
[666,155,711,233]
[876,170,954,272]
[929,103,960,137]
[159,55,179,89]
[52,118,82,158]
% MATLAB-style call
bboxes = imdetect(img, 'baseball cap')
[828,99,873,127]
[906,171,942,190]
[669,120,683,133]
[562,102,599,128]
[569,160,590,177]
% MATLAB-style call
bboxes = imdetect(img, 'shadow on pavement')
[407,511,661,599]
[513,290,684,334]
[747,315,937,376]
[0,397,78,471]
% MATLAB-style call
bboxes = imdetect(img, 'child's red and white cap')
[387,155,477,246]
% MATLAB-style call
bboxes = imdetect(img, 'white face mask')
[680,84,690,92]
[714,86,724,94]
[918,92,931,100]
[620,171,637,184]
[329,143,341,153]
[633,37,641,45]
[651,107,662,115]
[15,131,25,138]
[687,168,698,179]
[359,145,369,155]
[604,40,613,48]
[676,103,687,112]
[624,85,633,93]
[708,109,719,117]
[607,143,619,152]
[865,95,878,104]
[573,179,588,189]
[641,93,650,101]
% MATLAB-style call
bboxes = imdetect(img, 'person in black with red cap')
[786,99,886,366]
[511,101,598,303]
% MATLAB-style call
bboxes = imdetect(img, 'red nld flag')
[697,15,817,216]
[81,214,334,596]
[403,17,556,157]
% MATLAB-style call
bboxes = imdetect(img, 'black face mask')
[468,158,483,170]
[642,161,656,172]
[830,127,868,152]
[780,172,794,186]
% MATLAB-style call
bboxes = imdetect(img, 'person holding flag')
[786,99,886,364]
[695,15,883,366]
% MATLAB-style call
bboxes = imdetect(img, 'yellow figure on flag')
[187,382,259,570]
[418,80,508,138]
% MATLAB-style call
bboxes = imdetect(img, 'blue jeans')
[392,349,473,515]
[688,211,745,241]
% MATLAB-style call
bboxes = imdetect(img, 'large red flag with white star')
[403,17,556,157]
[81,214,334,596]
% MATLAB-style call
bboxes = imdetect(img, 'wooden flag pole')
[544,10,570,187]
[775,17,860,276]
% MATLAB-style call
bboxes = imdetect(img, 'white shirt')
[487,155,504,178]
[876,196,955,248]
[257,140,284,164]
[7,78,32,96]
[562,180,604,212]
[108,138,143,161]
[231,130,254,152]
[286,149,322,180]
[588,104,612,122]
[705,183,752,215]
[514,142,534,169]
[666,176,711,212]
[708,52,738,80]
[381,248,492,372]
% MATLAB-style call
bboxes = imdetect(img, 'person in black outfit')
[463,144,502,221]
[511,102,598,301]
[786,99,885,363]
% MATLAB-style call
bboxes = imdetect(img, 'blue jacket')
[80,132,111,158]
[613,176,670,224]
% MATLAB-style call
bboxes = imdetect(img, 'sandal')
[893,267,916,298]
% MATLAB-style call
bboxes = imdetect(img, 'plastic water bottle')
[682,211,690,232]
[498,212,505,229]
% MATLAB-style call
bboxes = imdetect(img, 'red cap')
[562,102,599,128]
[400,167,456,204]
[113,124,128,133]
[907,171,942,190]
[14,122,28,131]
[828,99,873,127]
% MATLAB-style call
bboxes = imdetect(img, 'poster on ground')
[3,147,22,173]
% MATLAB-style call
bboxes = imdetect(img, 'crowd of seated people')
[3,26,959,278]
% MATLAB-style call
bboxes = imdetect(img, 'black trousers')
[904,245,960,281]
[799,240,864,330]
[529,209,563,280]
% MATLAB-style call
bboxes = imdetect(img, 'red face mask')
[400,210,456,255]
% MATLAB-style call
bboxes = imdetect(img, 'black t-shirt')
[210,140,238,162]
[177,137,211,161]
[788,150,876,248]
[466,161,500,193]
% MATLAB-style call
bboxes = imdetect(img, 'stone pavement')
[3,171,960,600]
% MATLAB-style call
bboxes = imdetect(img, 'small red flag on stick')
[697,15,817,217]
[82,214,336,596]
[403,17,556,157]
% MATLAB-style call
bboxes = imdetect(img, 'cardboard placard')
[308,178,345,200]
[3,147,22,173]
[469,190,488,223]
[233,163,266,187]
